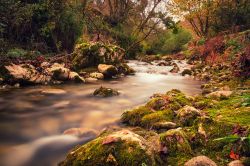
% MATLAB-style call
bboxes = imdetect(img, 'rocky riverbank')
[0,42,135,88]
[60,56,249,165]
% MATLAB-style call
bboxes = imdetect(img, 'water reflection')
[0,60,202,166]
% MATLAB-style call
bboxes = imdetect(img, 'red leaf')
[229,150,240,160]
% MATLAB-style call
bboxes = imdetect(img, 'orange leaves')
[229,150,240,160]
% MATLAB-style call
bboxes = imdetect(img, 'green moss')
[72,42,125,70]
[160,128,192,155]
[61,138,152,166]
[206,93,250,126]
[167,154,192,166]
[147,89,191,112]
[121,106,153,126]
[146,98,166,110]
[168,90,190,109]
[60,129,164,166]
[176,106,201,126]
[93,87,119,97]
[141,110,174,128]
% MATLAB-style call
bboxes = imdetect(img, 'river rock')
[89,72,104,79]
[182,69,192,76]
[228,160,244,166]
[207,90,233,98]
[98,64,118,77]
[170,63,180,73]
[93,86,119,97]
[184,156,217,166]
[69,71,85,83]
[152,121,177,130]
[177,105,201,126]
[117,63,135,75]
[160,128,192,154]
[0,77,3,84]
[60,129,160,166]
[49,63,85,83]
[5,63,51,85]
[161,55,173,61]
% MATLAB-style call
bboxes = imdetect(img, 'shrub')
[232,45,250,78]
[202,36,225,58]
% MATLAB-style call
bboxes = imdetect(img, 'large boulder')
[177,105,201,126]
[184,156,217,166]
[72,42,125,70]
[60,129,161,166]
[4,63,51,85]
[98,64,118,78]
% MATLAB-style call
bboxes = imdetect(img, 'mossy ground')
[120,88,250,165]
[205,92,250,126]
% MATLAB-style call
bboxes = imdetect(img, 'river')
[0,60,202,166]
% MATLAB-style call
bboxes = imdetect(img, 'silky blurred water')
[0,60,202,166]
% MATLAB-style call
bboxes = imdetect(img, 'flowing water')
[0,60,202,166]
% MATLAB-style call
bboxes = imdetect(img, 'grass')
[206,93,250,126]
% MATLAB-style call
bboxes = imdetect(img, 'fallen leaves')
[229,150,240,160]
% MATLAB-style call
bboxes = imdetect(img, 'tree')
[0,0,87,53]
[169,0,213,37]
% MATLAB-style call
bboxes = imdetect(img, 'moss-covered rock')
[93,87,119,97]
[147,89,191,112]
[177,106,201,126]
[141,110,174,128]
[72,42,125,70]
[146,97,168,111]
[60,129,162,166]
[121,106,153,126]
[116,63,135,75]
[160,128,192,155]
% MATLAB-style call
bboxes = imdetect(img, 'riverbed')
[0,60,202,166]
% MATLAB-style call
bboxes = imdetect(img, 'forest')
[0,0,249,166]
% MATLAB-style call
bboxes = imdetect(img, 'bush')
[144,27,192,55]
[1,0,85,53]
